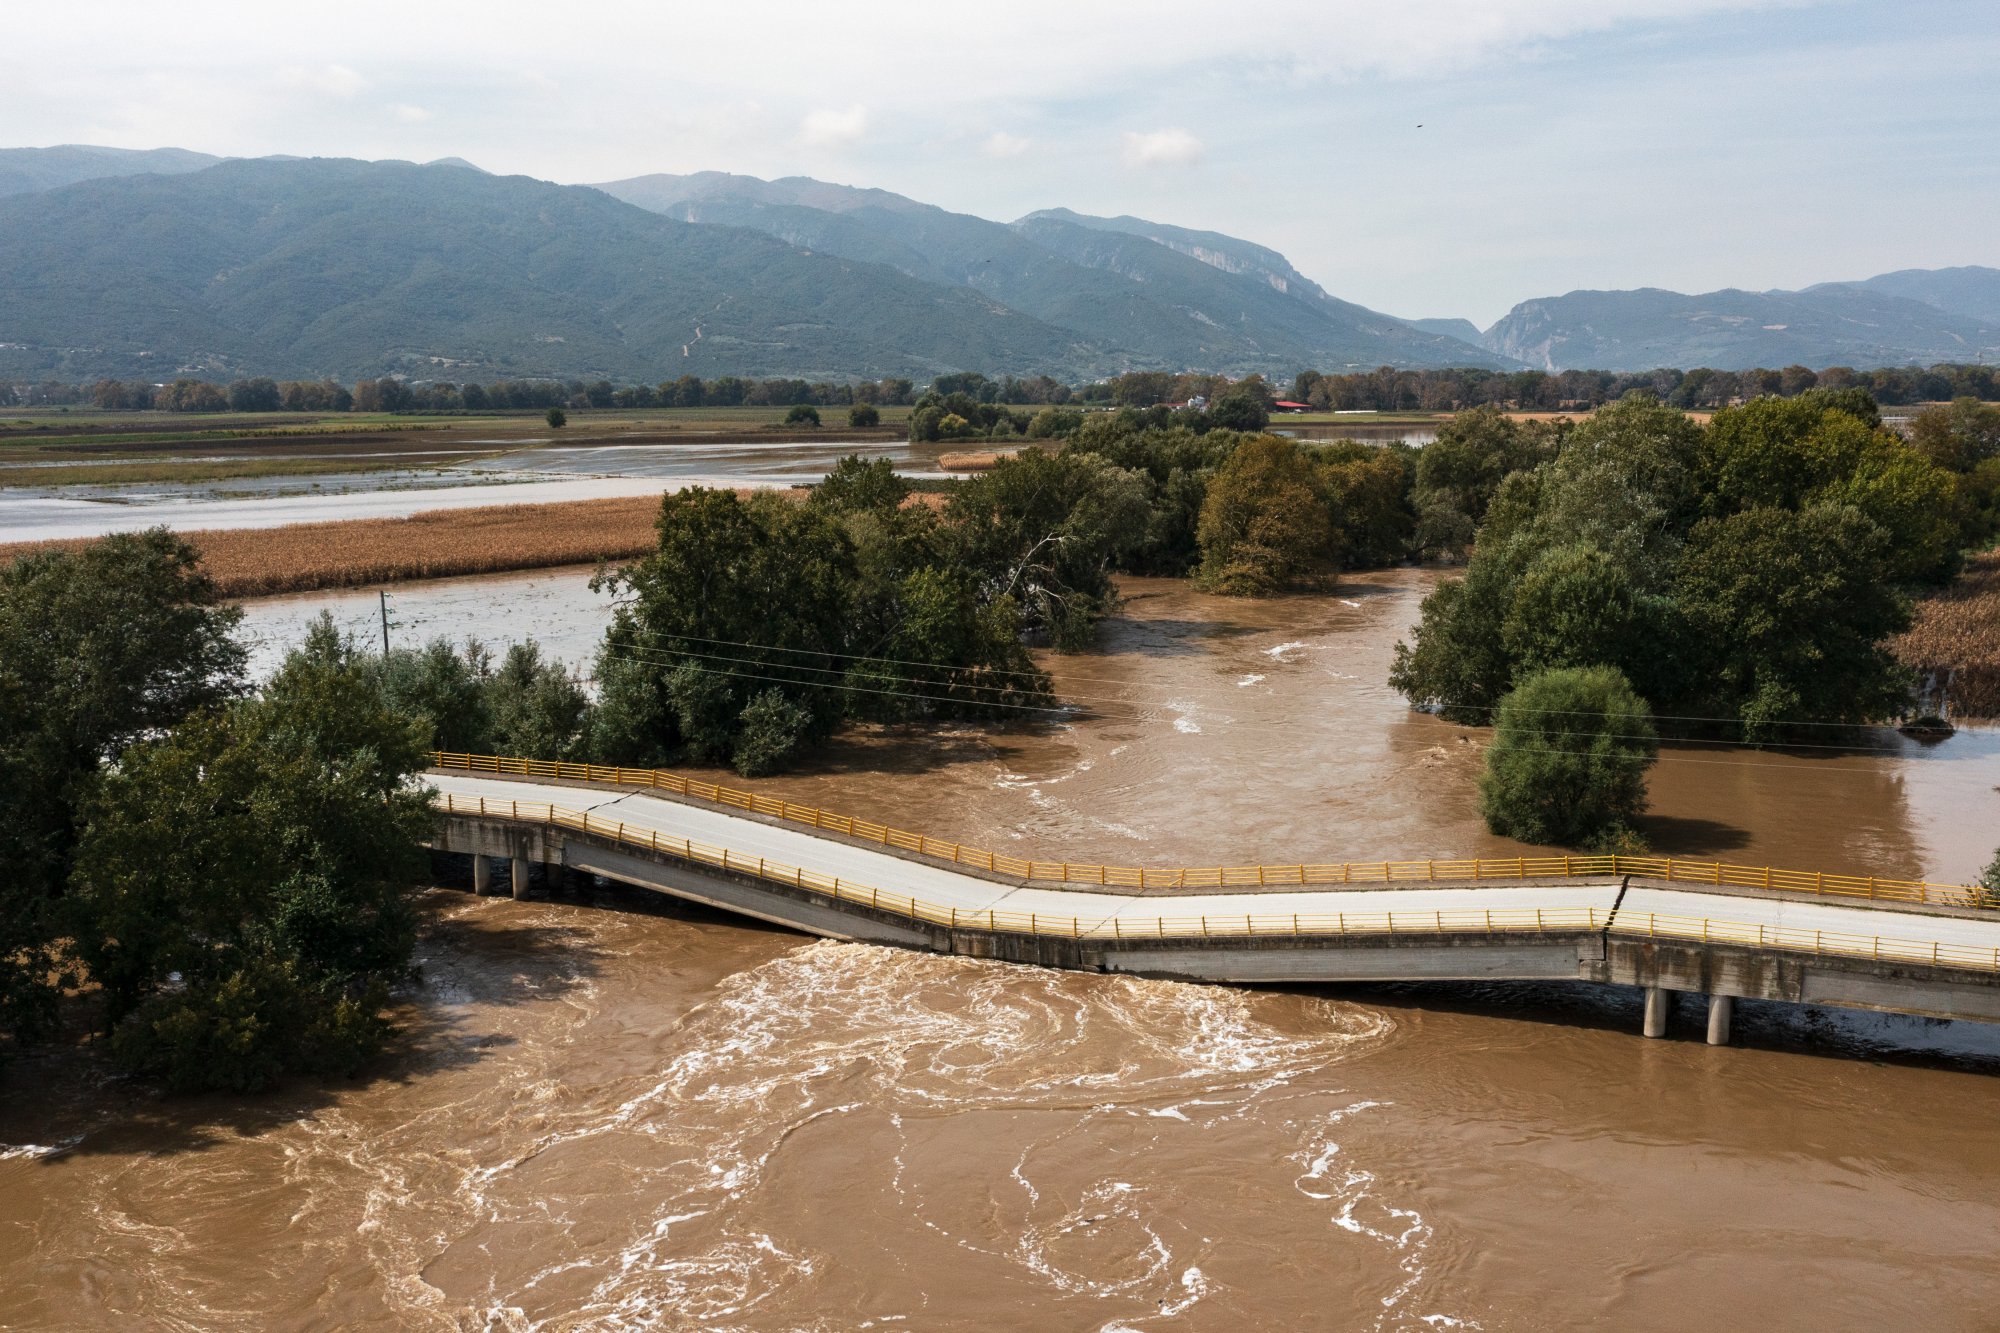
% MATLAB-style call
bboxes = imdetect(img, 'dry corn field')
[1892,548,2000,717]
[0,495,677,598]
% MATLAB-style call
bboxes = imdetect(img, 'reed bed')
[0,495,674,598]
[1893,548,2000,717]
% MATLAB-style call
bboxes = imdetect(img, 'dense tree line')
[1287,363,2000,413]
[3,375,921,414]
[16,362,1998,417]
[1391,392,1973,746]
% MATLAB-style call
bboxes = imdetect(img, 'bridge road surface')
[424,774,2000,958]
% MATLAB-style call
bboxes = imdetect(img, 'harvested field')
[936,450,1006,471]
[0,495,676,598]
[1892,548,2000,717]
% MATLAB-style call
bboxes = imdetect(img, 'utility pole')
[380,590,392,658]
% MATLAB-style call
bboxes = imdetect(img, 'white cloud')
[1122,128,1203,167]
[276,63,366,98]
[390,103,432,123]
[799,104,868,148]
[982,131,1030,158]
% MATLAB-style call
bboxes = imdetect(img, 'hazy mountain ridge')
[596,172,1508,372]
[0,158,1108,381]
[1,144,1991,380]
[0,144,221,198]
[1481,278,2000,371]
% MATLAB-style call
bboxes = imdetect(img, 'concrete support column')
[1643,986,1669,1039]
[511,855,530,901]
[471,855,492,896]
[1706,994,1733,1047]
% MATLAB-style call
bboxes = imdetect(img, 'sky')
[6,0,1996,327]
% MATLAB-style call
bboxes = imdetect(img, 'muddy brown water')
[4,569,1999,1329]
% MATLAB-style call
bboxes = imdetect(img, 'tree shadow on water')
[1,892,612,1162]
[1633,814,1754,856]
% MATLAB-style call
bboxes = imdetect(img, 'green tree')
[847,402,880,429]
[360,633,494,753]
[947,449,1149,650]
[1028,406,1084,438]
[227,377,282,412]
[1411,406,1548,559]
[1208,390,1270,433]
[597,488,855,774]
[1909,397,2000,473]
[1704,395,1958,581]
[785,403,822,427]
[1318,443,1416,568]
[546,406,566,428]
[811,454,910,514]
[0,531,244,1042]
[1195,437,1342,593]
[487,642,591,759]
[68,636,433,1091]
[1675,504,1911,738]
[1478,666,1658,850]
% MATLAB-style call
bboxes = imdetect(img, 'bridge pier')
[1643,986,1670,1038]
[510,855,530,901]
[471,854,493,896]
[1706,994,1734,1046]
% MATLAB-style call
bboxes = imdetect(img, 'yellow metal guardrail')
[431,793,2000,972]
[429,751,1991,909]
[1613,913,2000,972]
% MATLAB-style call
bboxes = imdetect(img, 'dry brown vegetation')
[0,495,677,598]
[936,450,1007,471]
[1892,548,2000,717]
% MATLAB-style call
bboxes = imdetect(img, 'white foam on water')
[1236,673,1265,687]
[301,939,1404,1328]
[1265,641,1310,661]
[1289,1099,1466,1330]
[0,1139,80,1161]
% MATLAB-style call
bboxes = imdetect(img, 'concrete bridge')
[423,757,2000,1046]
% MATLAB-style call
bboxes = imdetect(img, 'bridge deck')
[428,774,2000,963]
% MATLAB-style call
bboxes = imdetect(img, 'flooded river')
[3,569,1998,1329]
[0,437,946,542]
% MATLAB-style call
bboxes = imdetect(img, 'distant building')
[1272,400,1311,413]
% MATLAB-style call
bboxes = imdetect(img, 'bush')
[546,406,566,428]
[1028,406,1084,438]
[1478,665,1658,850]
[1977,849,2000,909]
[785,404,822,427]
[848,402,880,429]
[732,688,814,776]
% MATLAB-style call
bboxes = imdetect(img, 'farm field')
[0,494,675,596]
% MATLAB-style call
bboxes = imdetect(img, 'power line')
[592,638,1946,758]
[582,625,1945,735]
[590,648,1974,776]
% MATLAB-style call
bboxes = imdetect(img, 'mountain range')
[0,145,1992,382]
